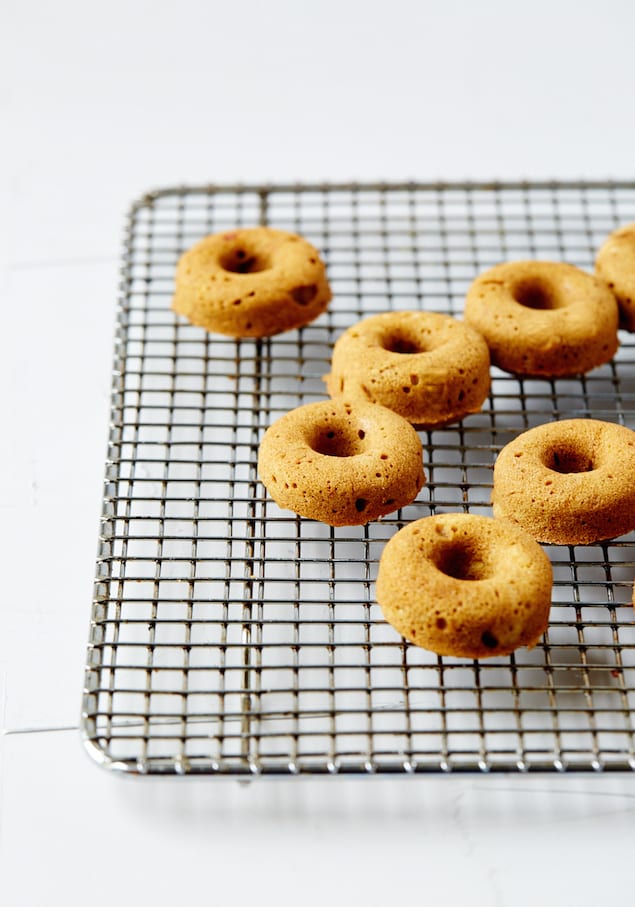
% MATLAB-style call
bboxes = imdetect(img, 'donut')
[375,513,553,659]
[463,261,619,376]
[595,222,635,332]
[172,227,331,337]
[492,419,635,544]
[257,400,425,526]
[323,311,491,427]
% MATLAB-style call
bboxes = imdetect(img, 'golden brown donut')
[492,419,635,544]
[324,311,491,427]
[172,227,331,337]
[464,261,619,376]
[257,400,425,526]
[375,513,553,659]
[595,222,635,332]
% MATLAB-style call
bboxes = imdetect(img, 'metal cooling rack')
[82,180,635,775]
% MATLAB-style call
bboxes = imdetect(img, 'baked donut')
[324,311,491,427]
[375,513,552,659]
[464,261,619,376]
[257,400,425,526]
[172,227,331,337]
[595,223,635,332]
[492,419,635,544]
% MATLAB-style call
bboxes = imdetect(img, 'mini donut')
[172,227,331,337]
[257,400,425,526]
[464,261,619,376]
[323,311,491,427]
[595,222,635,332]
[492,419,635,544]
[375,513,553,659]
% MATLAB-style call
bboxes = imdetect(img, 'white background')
[2,1,635,904]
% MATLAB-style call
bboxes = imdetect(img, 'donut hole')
[219,245,271,274]
[512,276,565,310]
[544,443,596,474]
[432,539,495,581]
[379,328,435,355]
[310,421,369,458]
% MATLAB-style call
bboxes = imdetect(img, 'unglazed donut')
[464,261,619,376]
[257,400,425,526]
[172,227,331,337]
[324,311,491,427]
[595,222,635,332]
[492,419,635,544]
[375,513,552,659]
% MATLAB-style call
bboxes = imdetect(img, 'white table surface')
[3,1,635,904]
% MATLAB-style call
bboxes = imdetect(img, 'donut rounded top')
[324,310,491,426]
[172,227,331,337]
[595,222,635,332]
[376,513,553,658]
[257,399,425,526]
[464,260,619,376]
[492,418,635,544]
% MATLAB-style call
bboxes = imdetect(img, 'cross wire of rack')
[82,180,635,776]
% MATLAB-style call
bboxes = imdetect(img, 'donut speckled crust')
[172,227,331,337]
[492,419,635,544]
[323,311,491,428]
[257,400,425,526]
[595,223,635,332]
[464,261,619,376]
[375,513,553,659]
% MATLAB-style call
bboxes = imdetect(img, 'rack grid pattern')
[82,181,635,775]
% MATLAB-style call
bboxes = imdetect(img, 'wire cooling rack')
[82,181,635,775]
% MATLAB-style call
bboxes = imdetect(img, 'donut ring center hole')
[310,422,369,458]
[219,246,271,274]
[433,539,494,581]
[379,328,434,355]
[512,277,565,311]
[545,443,596,474]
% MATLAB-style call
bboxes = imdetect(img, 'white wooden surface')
[2,1,635,904]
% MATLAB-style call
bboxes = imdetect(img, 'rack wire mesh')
[82,181,635,775]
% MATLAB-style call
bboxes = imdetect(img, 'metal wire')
[82,181,635,775]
